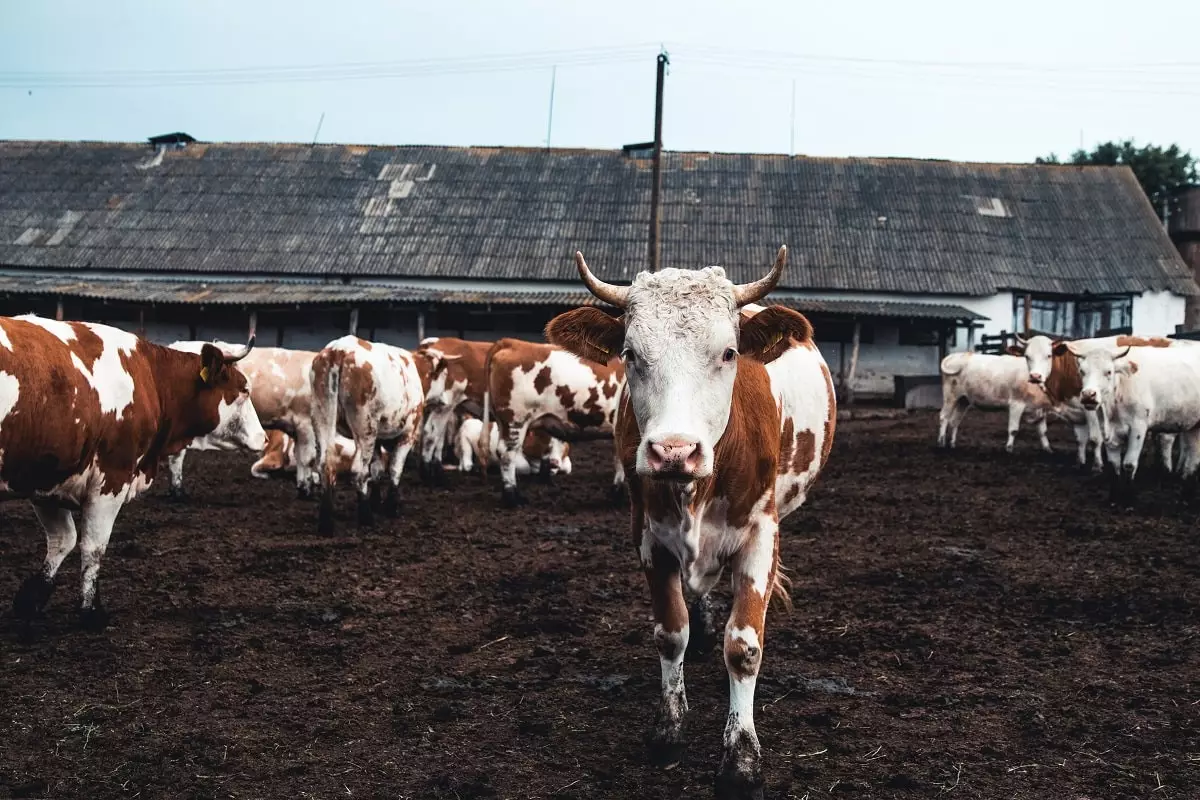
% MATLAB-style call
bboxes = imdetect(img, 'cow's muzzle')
[644,437,703,480]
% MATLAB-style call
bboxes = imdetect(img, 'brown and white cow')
[2,315,265,629]
[252,429,379,484]
[310,336,424,534]
[481,338,623,506]
[545,247,834,799]
[166,343,320,498]
[414,337,491,481]
[456,416,572,477]
[1011,334,1185,470]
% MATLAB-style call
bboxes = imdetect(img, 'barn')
[0,135,1194,400]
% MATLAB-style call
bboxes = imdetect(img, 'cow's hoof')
[78,603,110,632]
[296,486,314,502]
[647,733,686,770]
[318,498,336,536]
[714,769,765,800]
[369,485,383,512]
[12,575,54,619]
[167,488,188,503]
[500,489,527,509]
[384,493,402,518]
[356,498,375,527]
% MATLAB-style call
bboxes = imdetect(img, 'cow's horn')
[575,252,629,308]
[732,246,787,307]
[224,333,256,364]
[1114,345,1131,360]
[1015,333,1029,346]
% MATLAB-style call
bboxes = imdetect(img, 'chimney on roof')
[147,132,196,148]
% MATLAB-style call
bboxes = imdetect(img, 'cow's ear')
[199,343,224,385]
[1116,359,1139,375]
[546,307,625,365]
[1005,345,1025,357]
[739,306,813,364]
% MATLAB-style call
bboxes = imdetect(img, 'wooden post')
[55,298,64,321]
[137,308,145,337]
[967,323,976,351]
[1023,293,1032,333]
[247,310,258,341]
[417,310,426,343]
[844,320,861,407]
[276,324,285,347]
[937,325,948,362]
[348,307,359,336]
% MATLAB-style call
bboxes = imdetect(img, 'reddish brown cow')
[545,248,834,799]
[1,314,265,629]
[414,337,492,480]
[480,337,624,506]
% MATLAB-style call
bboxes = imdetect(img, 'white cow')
[937,351,1051,452]
[1069,342,1200,500]
[456,417,572,476]
[1014,334,1189,471]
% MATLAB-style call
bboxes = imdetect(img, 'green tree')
[1037,140,1198,210]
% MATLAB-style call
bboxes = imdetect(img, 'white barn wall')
[1132,291,1187,336]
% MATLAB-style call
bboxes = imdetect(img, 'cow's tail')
[312,352,345,527]
[478,341,499,473]
[939,353,967,376]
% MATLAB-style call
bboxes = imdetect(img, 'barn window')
[898,321,943,346]
[1012,294,1132,338]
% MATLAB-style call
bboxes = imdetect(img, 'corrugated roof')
[0,274,985,321]
[0,140,1191,297]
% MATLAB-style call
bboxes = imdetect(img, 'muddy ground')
[1,411,1198,799]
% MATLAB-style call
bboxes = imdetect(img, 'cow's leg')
[716,519,778,800]
[293,422,318,500]
[1072,424,1090,468]
[610,457,628,505]
[1105,431,1126,504]
[350,430,379,528]
[166,451,188,500]
[1157,433,1178,476]
[943,398,968,449]
[936,399,953,448]
[1121,420,1148,504]
[419,408,449,485]
[1088,411,1107,472]
[1005,402,1025,453]
[1034,413,1052,454]
[76,494,124,630]
[643,543,690,768]
[499,420,531,508]
[13,504,78,619]
[685,591,718,662]
[384,438,416,518]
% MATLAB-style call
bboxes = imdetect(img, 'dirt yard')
[1,412,1198,799]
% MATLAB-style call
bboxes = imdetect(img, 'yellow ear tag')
[199,366,210,382]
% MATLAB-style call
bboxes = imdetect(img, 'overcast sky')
[4,1,1200,163]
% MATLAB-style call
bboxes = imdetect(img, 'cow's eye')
[622,348,637,364]
[722,348,738,363]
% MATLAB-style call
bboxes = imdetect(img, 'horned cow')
[936,351,1052,453]
[546,247,834,800]
[2,315,265,629]
[414,337,490,481]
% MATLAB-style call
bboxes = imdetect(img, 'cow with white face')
[1013,333,1186,471]
[546,247,835,800]
[1068,341,1200,502]
[936,351,1052,453]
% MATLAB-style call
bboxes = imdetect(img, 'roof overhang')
[0,274,987,323]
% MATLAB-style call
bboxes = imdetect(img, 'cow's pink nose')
[1029,373,1043,384]
[647,438,702,474]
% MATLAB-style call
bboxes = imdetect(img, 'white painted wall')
[1132,291,1188,337]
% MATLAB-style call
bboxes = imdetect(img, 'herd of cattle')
[938,331,1200,498]
[0,247,836,798]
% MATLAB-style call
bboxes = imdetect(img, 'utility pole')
[648,51,669,272]
[546,66,557,151]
